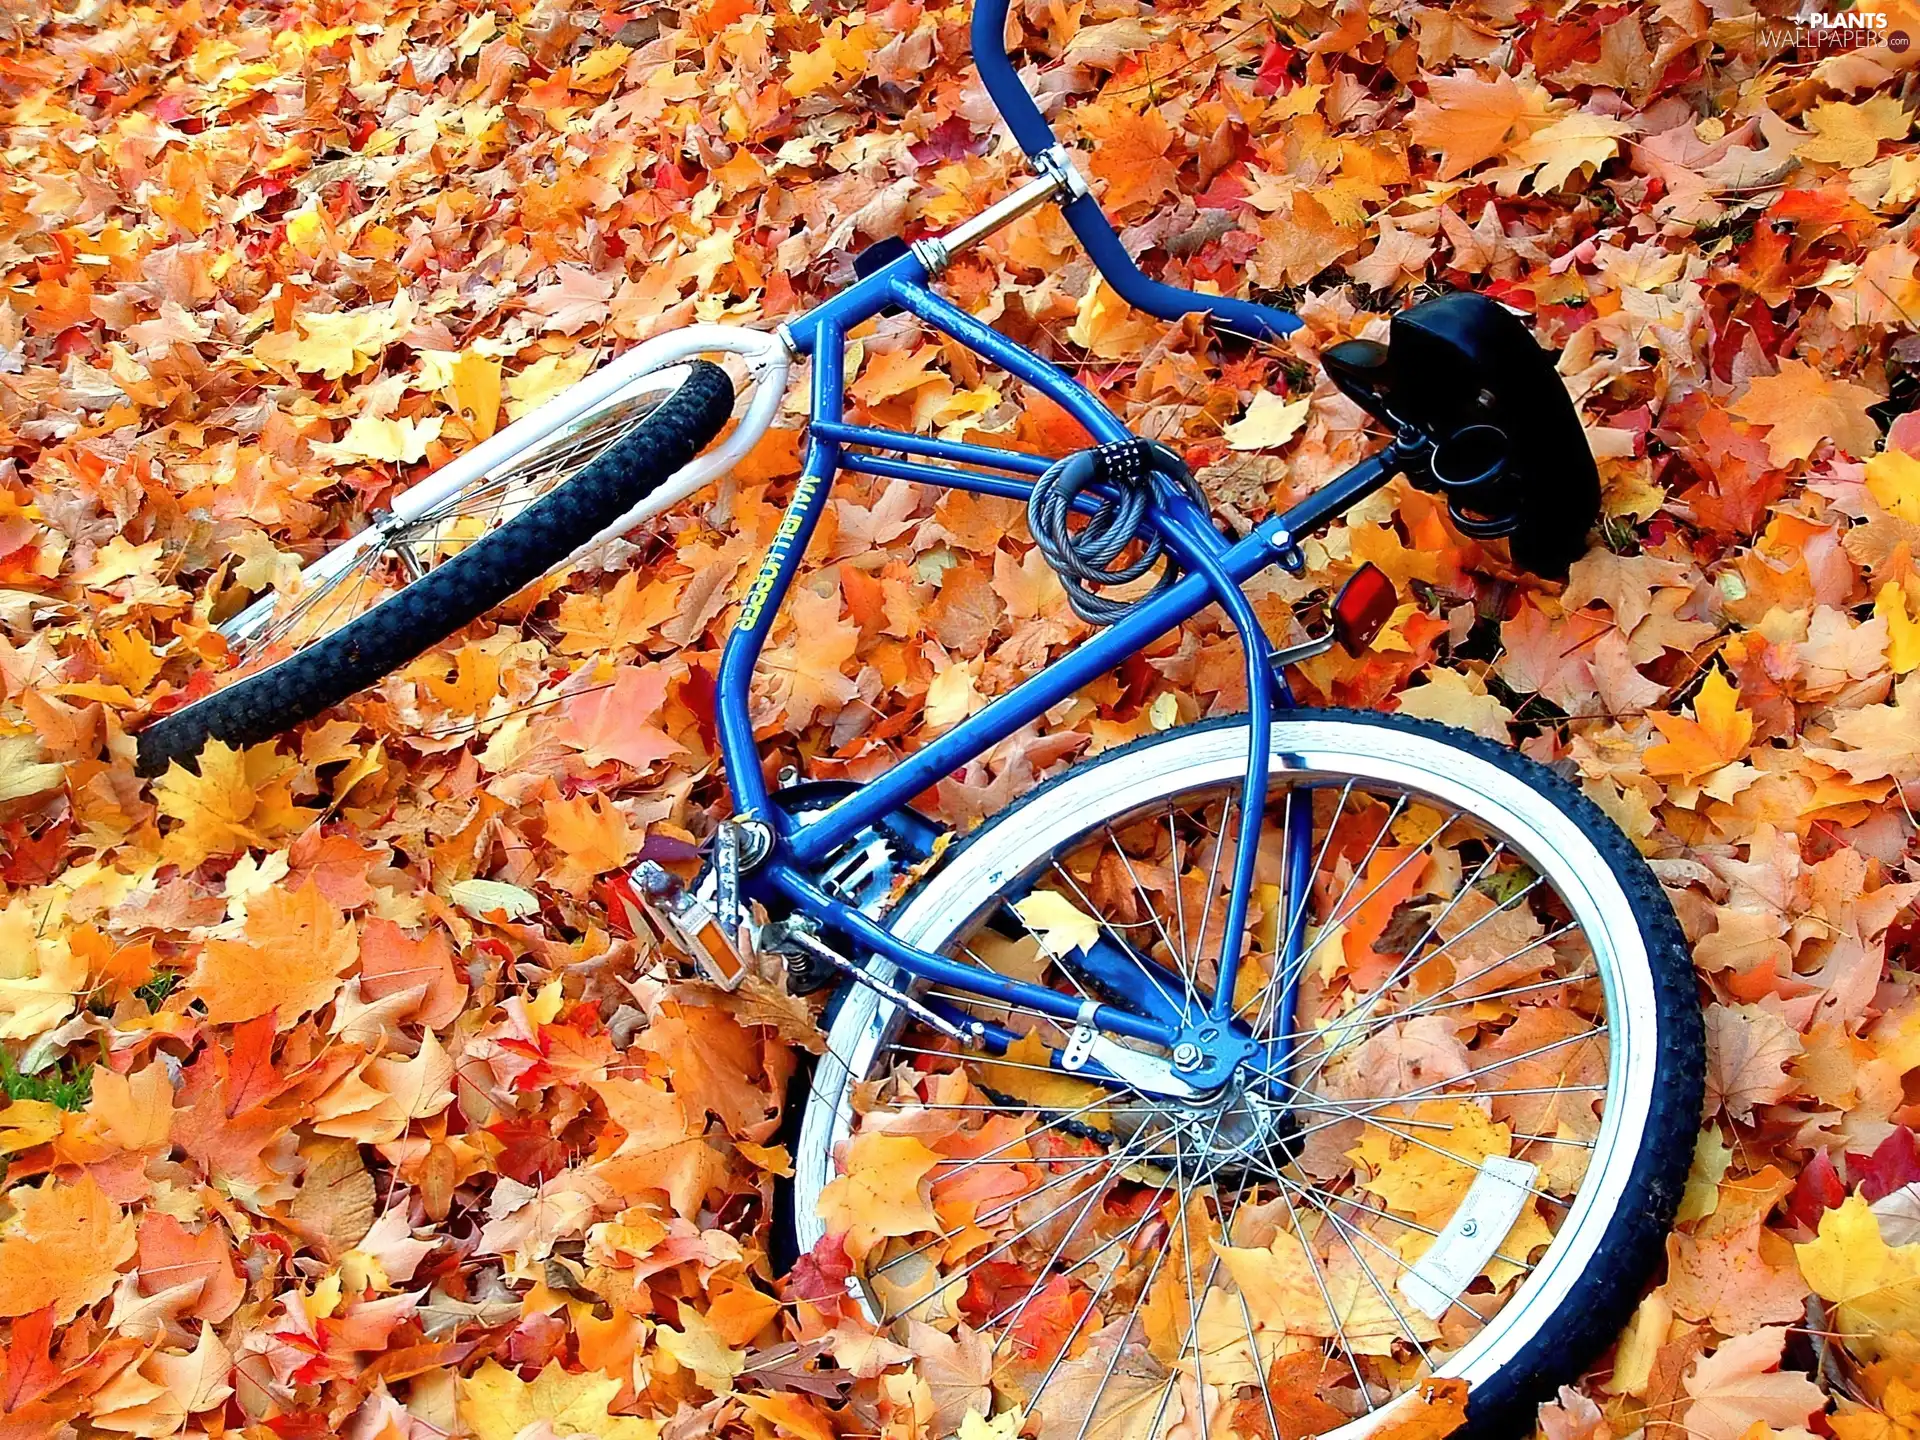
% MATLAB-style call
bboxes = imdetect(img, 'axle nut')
[1172,1042,1203,1072]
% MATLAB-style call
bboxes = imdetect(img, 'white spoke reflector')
[1396,1155,1538,1320]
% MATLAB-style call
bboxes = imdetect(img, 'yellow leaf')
[320,413,443,465]
[784,42,841,97]
[444,349,502,439]
[1393,667,1514,741]
[152,740,309,868]
[1509,110,1633,192]
[87,1064,175,1151]
[1010,890,1100,958]
[448,877,541,920]
[925,660,983,730]
[1876,582,1920,675]
[1796,1194,1920,1354]
[0,930,87,1044]
[1675,1125,1733,1225]
[507,351,596,420]
[0,731,61,803]
[1211,1230,1329,1334]
[0,1173,136,1322]
[573,42,632,84]
[816,1131,942,1260]
[0,1099,63,1155]
[457,1359,659,1440]
[253,293,416,379]
[655,1304,747,1392]
[958,1406,1027,1440]
[1645,670,1754,784]
[1796,94,1913,169]
[283,202,330,256]
[1351,1099,1513,1231]
[1222,390,1311,451]
[1867,447,1920,522]
[542,792,641,895]
[1066,275,1169,359]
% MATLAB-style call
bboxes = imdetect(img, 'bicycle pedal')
[604,861,753,991]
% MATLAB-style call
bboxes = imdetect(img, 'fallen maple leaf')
[0,732,61,804]
[1409,69,1556,180]
[0,1175,136,1323]
[151,740,309,869]
[457,1359,656,1440]
[1645,671,1754,784]
[562,664,681,770]
[1704,1002,1803,1122]
[1222,391,1311,451]
[816,1132,942,1260]
[1010,890,1100,957]
[1796,95,1913,169]
[1730,359,1884,466]
[1681,1326,1824,1440]
[188,881,357,1025]
[1797,1194,1920,1353]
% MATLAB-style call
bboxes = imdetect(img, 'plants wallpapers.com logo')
[1758,8,1914,50]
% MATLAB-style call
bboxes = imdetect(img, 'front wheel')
[789,710,1702,1439]
[134,360,736,778]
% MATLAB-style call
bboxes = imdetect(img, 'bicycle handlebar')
[969,0,1301,341]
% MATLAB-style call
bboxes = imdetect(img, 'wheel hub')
[1141,1071,1299,1178]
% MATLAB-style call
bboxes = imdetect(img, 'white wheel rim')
[793,718,1657,1434]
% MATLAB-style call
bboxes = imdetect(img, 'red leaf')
[226,1011,283,1117]
[788,1233,854,1318]
[1848,1127,1920,1203]
[1786,1148,1846,1231]
[1253,42,1295,96]
[1,1305,61,1414]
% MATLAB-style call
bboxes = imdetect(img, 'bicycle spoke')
[817,761,1641,1429]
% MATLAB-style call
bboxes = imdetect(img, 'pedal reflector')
[617,861,752,990]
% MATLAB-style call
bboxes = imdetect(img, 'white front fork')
[221,324,793,645]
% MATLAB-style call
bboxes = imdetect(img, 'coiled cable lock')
[1027,438,1208,626]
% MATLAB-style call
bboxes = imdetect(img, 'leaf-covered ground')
[3,0,1920,1435]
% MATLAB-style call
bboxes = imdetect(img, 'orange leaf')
[1645,671,1754,783]
[188,882,357,1025]
[0,1174,136,1323]
[1370,1377,1471,1440]
[1730,358,1885,467]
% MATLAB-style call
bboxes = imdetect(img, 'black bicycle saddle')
[1322,292,1599,577]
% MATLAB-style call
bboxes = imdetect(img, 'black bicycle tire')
[135,360,735,778]
[777,707,1704,1437]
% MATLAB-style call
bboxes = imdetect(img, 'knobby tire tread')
[779,708,1704,1439]
[135,361,735,778]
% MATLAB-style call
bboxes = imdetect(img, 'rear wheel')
[135,360,735,777]
[789,710,1702,1438]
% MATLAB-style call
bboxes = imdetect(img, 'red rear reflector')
[1332,563,1396,655]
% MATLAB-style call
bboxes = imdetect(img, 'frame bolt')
[1172,1042,1203,1072]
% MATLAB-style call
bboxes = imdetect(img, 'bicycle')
[133,2,1705,1434]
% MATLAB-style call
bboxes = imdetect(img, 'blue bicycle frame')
[703,0,1405,1087]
